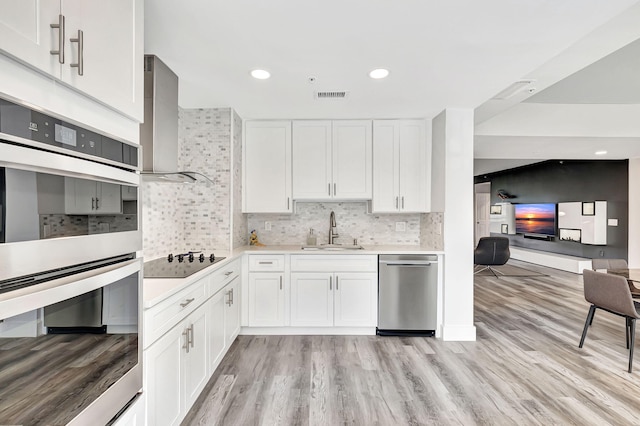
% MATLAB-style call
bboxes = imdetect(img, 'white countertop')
[143,245,443,309]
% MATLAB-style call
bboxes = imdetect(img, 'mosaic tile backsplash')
[142,108,239,259]
[247,203,443,248]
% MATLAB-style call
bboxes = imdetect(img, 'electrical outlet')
[264,221,272,231]
[395,222,406,232]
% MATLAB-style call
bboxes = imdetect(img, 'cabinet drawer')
[248,255,285,272]
[144,278,207,349]
[208,258,241,296]
[290,255,377,272]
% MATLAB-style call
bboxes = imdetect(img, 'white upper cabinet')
[0,0,143,121]
[372,120,430,213]
[292,120,372,200]
[243,121,293,213]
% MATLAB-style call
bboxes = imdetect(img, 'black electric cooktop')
[143,252,225,278]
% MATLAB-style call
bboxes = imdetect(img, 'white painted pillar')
[431,109,476,341]
[629,159,640,268]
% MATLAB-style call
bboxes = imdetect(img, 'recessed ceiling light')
[595,150,608,155]
[250,69,271,80]
[369,68,389,79]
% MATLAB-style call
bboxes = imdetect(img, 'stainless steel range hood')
[140,55,208,183]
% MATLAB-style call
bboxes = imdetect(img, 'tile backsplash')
[142,107,246,260]
[248,202,443,248]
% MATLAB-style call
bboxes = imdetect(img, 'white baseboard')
[240,326,376,336]
[510,247,592,274]
[441,324,477,341]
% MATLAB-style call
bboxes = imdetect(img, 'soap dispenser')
[306,228,317,246]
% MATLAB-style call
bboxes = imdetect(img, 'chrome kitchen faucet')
[329,211,339,244]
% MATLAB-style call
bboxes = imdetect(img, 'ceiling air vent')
[315,91,349,100]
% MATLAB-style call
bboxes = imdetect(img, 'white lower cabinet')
[248,272,286,326]
[290,272,377,327]
[145,259,242,426]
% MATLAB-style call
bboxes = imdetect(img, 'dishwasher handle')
[380,260,435,266]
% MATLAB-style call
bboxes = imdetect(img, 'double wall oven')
[0,97,142,425]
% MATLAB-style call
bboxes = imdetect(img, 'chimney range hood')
[140,55,211,183]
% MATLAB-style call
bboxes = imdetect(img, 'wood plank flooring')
[183,260,640,425]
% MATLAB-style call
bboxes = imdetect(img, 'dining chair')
[591,258,628,271]
[473,237,510,278]
[579,269,640,373]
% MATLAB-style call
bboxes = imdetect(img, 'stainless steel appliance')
[378,254,438,336]
[144,252,225,278]
[0,96,142,425]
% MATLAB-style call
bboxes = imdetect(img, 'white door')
[0,0,61,78]
[60,0,142,120]
[244,121,292,213]
[290,272,333,326]
[398,120,427,212]
[292,120,332,199]
[96,182,122,213]
[207,290,226,375]
[248,273,285,326]
[144,325,183,426]
[334,272,377,327]
[475,192,491,244]
[224,278,241,343]
[183,307,208,410]
[64,177,96,214]
[332,120,372,199]
[372,120,399,212]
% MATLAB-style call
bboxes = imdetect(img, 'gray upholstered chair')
[473,237,510,278]
[591,258,628,271]
[579,269,640,373]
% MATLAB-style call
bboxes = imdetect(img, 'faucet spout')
[329,211,339,244]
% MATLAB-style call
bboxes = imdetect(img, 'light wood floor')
[183,260,640,425]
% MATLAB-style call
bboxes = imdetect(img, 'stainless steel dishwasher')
[378,254,438,336]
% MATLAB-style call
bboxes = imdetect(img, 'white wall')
[629,158,640,267]
[432,109,476,341]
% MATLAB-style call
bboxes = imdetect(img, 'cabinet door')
[224,277,241,344]
[332,120,372,199]
[144,325,183,426]
[334,272,377,327]
[290,273,333,327]
[96,182,122,213]
[183,306,208,410]
[243,121,292,213]
[61,0,143,120]
[372,120,400,212]
[398,120,428,212]
[248,273,285,326]
[102,273,137,328]
[64,177,96,214]
[207,290,226,375]
[0,0,61,78]
[292,120,332,199]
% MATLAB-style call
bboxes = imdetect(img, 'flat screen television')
[514,203,556,236]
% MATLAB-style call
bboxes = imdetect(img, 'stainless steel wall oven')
[0,97,142,425]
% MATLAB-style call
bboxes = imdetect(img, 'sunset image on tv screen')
[514,203,556,235]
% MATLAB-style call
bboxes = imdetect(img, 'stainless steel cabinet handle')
[259,261,273,265]
[402,196,405,209]
[279,276,283,290]
[91,197,95,210]
[333,183,336,195]
[95,197,99,210]
[336,275,339,290]
[180,297,195,308]
[50,15,65,63]
[287,197,290,210]
[70,29,84,76]
[328,183,331,196]
[329,276,332,290]
[225,271,233,276]
[182,328,190,353]
[395,196,398,208]
[189,324,194,348]
[230,288,234,305]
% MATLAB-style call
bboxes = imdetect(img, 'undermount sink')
[301,244,364,251]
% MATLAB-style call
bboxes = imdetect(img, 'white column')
[432,109,476,341]
[629,159,640,268]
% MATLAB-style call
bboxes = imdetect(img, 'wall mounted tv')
[514,203,557,236]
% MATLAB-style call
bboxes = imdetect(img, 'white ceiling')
[145,0,640,174]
